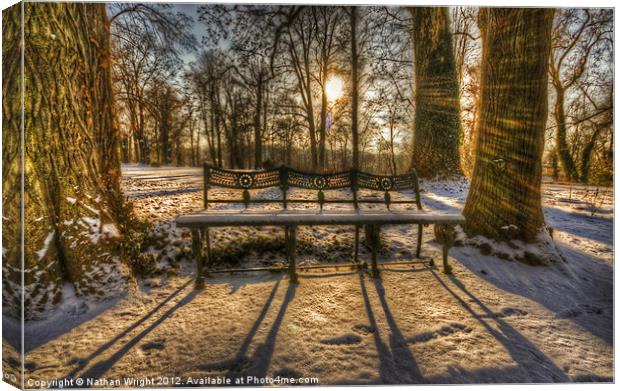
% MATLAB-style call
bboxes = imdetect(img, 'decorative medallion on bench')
[176,164,465,289]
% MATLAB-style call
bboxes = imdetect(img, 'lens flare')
[325,76,344,102]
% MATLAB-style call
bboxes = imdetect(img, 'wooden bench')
[176,164,465,288]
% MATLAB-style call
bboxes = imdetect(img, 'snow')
[71,216,121,245]
[36,231,55,260]
[102,224,120,238]
[2,164,612,385]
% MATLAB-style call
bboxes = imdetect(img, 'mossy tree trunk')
[463,8,554,242]
[409,7,462,178]
[2,4,25,319]
[3,3,130,319]
[551,82,579,182]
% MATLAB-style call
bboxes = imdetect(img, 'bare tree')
[549,9,613,182]
[451,6,481,177]
[110,3,195,164]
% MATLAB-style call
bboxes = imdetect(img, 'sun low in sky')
[326,76,344,102]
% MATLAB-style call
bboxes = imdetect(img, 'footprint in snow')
[478,307,528,318]
[141,339,166,352]
[65,301,89,317]
[352,324,376,335]
[320,333,362,345]
[198,356,251,372]
[496,307,529,318]
[557,304,603,319]
[407,323,472,344]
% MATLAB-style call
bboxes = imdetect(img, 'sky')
[172,3,208,65]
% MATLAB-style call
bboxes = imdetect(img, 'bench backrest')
[203,164,422,210]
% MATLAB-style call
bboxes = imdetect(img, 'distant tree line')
[110,5,613,187]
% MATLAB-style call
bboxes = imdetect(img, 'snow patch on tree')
[36,231,55,260]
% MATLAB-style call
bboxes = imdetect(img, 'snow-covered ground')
[3,164,613,385]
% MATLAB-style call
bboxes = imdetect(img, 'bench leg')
[204,227,212,270]
[354,225,363,269]
[416,223,423,258]
[434,224,456,274]
[370,224,380,278]
[201,227,212,277]
[192,229,205,289]
[286,225,298,283]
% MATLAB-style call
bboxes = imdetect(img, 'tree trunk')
[318,83,328,171]
[254,81,263,168]
[552,81,579,181]
[138,106,149,164]
[2,3,131,319]
[305,77,319,171]
[389,123,398,176]
[350,7,360,170]
[2,3,25,321]
[409,7,462,178]
[216,111,223,167]
[160,108,171,165]
[463,8,554,242]
[230,119,238,168]
[579,124,604,183]
[203,100,217,165]
[549,148,560,181]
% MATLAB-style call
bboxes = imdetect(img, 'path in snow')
[3,164,612,385]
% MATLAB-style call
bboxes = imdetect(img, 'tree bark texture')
[409,7,462,178]
[2,3,24,320]
[3,3,130,319]
[463,8,554,242]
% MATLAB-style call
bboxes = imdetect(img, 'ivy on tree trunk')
[409,7,462,178]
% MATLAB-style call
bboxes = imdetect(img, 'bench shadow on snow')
[196,266,573,385]
[126,186,202,200]
[361,268,572,383]
[444,242,613,347]
[341,266,581,383]
[196,271,426,385]
[360,275,425,384]
[52,279,195,378]
[3,297,124,355]
[419,193,463,214]
[44,262,610,384]
[76,291,199,381]
[330,267,573,384]
[56,279,199,381]
[195,276,297,380]
[40,274,283,381]
[430,270,570,383]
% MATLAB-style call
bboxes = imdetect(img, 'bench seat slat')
[176,209,465,228]
[201,199,421,204]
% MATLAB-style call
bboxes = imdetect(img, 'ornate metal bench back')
[204,164,280,208]
[356,170,422,210]
[203,164,421,210]
[287,168,352,209]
